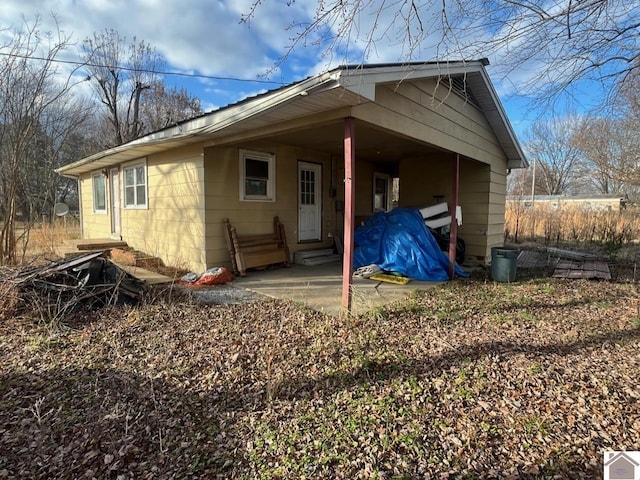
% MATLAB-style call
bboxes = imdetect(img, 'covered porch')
[263,113,494,313]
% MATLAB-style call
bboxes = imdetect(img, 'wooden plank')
[418,202,448,218]
[241,249,288,269]
[369,273,411,285]
[75,239,128,250]
[517,250,549,269]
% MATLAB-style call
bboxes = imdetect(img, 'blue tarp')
[353,208,468,281]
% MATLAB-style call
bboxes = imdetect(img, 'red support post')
[448,153,460,280]
[342,117,356,314]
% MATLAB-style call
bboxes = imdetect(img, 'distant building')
[507,194,627,212]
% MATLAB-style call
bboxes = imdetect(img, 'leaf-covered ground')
[1,276,639,479]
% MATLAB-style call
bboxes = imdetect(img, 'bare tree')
[140,82,202,132]
[566,67,640,194]
[612,67,640,184]
[524,116,584,195]
[82,30,202,148]
[82,29,162,146]
[244,1,639,101]
[507,167,533,197]
[19,97,92,219]
[572,117,634,194]
[0,16,86,265]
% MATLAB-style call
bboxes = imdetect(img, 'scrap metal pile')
[1,251,146,317]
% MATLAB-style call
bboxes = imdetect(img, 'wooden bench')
[223,216,290,276]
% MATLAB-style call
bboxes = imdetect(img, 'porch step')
[56,238,129,258]
[294,249,341,266]
[110,247,163,269]
[74,238,128,250]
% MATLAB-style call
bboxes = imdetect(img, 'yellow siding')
[203,142,335,268]
[398,155,450,207]
[396,153,507,265]
[354,161,376,216]
[78,147,206,272]
[79,173,111,238]
[119,145,206,271]
[352,80,507,166]
[461,160,507,263]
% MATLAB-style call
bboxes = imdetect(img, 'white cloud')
[0,0,288,76]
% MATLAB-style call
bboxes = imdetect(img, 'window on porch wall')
[373,172,391,212]
[239,149,275,202]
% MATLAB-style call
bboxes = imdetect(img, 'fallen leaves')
[0,277,639,478]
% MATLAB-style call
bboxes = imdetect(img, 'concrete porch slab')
[231,260,441,316]
[107,259,442,316]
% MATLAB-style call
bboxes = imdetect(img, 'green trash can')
[491,247,518,282]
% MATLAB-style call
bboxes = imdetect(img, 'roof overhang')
[57,60,527,177]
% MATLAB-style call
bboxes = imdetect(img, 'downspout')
[342,117,356,315]
[448,153,460,279]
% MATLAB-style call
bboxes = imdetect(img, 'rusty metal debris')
[1,251,146,317]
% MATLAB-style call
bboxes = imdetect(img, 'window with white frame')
[123,160,148,209]
[239,149,275,201]
[92,172,107,213]
[373,172,391,212]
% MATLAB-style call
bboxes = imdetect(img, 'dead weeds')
[1,276,639,478]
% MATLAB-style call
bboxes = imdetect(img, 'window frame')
[239,149,276,202]
[373,172,391,212]
[92,171,107,214]
[122,159,148,210]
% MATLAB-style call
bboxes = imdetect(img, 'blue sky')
[0,0,630,139]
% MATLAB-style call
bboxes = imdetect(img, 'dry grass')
[18,217,81,259]
[505,204,640,250]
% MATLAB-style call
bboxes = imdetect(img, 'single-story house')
[57,60,527,284]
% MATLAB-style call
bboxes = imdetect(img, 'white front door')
[298,162,321,242]
[109,167,121,239]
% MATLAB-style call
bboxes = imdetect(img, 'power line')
[0,51,286,85]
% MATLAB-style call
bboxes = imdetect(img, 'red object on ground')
[193,267,234,286]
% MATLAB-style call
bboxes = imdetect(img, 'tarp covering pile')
[353,208,468,281]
